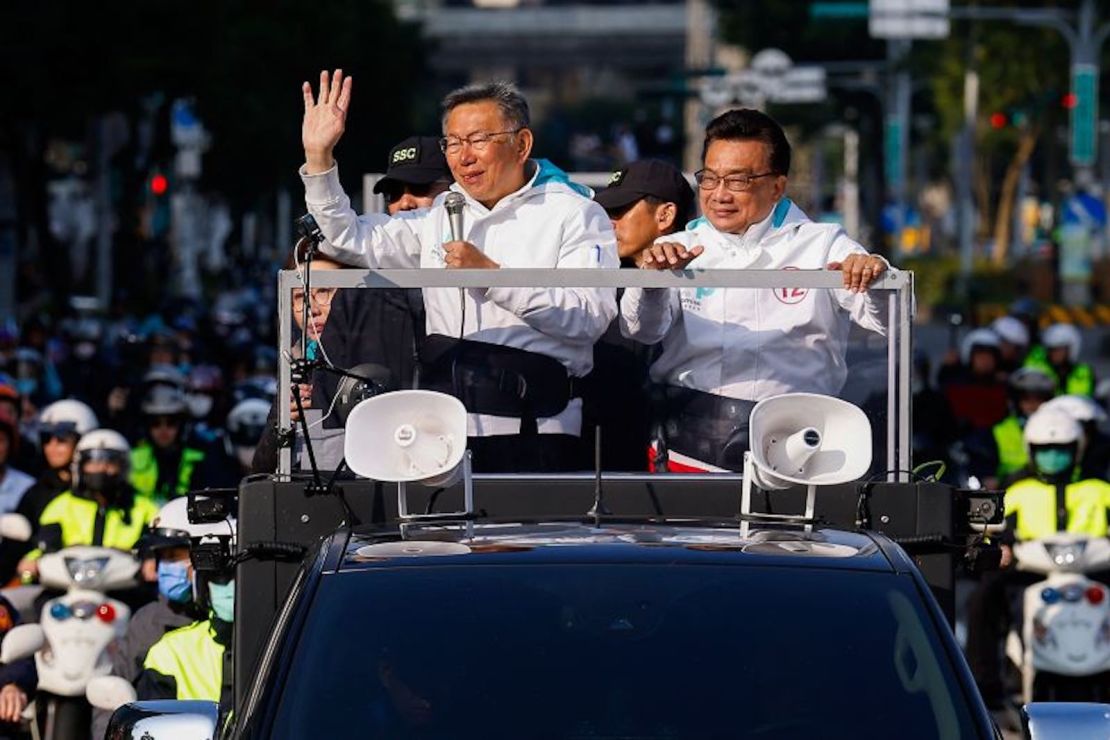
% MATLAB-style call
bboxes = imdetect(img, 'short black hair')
[441,81,530,130]
[701,109,791,176]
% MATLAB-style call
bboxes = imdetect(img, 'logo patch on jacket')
[773,266,808,304]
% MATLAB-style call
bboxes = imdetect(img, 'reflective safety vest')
[143,619,223,702]
[1004,477,1110,541]
[130,442,205,502]
[1024,354,1095,396]
[992,415,1028,478]
[36,490,160,552]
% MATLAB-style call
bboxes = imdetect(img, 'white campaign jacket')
[620,198,888,401]
[301,162,618,436]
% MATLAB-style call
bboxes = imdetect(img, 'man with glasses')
[621,109,890,472]
[299,72,617,472]
[374,136,454,215]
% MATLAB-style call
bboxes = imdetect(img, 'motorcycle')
[0,513,139,740]
[1006,533,1110,703]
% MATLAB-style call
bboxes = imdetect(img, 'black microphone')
[445,192,465,242]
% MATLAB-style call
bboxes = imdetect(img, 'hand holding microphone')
[442,193,499,269]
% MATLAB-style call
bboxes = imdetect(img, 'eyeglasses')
[439,129,522,155]
[694,170,778,192]
[291,287,337,306]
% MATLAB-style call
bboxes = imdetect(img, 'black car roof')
[335,521,900,573]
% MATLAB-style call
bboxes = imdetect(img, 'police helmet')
[1041,323,1082,363]
[1008,367,1056,396]
[991,316,1030,348]
[140,496,238,554]
[72,428,131,491]
[39,399,99,439]
[1040,394,1108,426]
[226,398,270,448]
[142,385,188,417]
[959,328,1001,366]
[1023,408,1083,450]
[142,364,187,393]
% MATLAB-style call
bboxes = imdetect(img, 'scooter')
[1006,533,1110,703]
[0,513,139,740]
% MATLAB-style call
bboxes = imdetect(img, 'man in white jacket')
[621,108,890,472]
[299,71,617,471]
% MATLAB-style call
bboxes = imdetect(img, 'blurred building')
[395,0,701,169]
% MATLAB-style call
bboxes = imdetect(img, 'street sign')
[1070,64,1098,168]
[699,49,827,108]
[869,0,949,39]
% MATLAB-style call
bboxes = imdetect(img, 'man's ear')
[516,128,534,163]
[656,202,677,232]
[770,174,787,203]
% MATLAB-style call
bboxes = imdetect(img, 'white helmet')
[225,399,270,448]
[1042,323,1082,363]
[991,316,1030,348]
[72,428,132,492]
[1040,394,1108,425]
[960,328,1001,365]
[1009,367,1056,395]
[1023,408,1083,451]
[39,399,99,438]
[148,496,237,545]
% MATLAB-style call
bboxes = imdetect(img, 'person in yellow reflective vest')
[130,385,208,503]
[15,429,159,581]
[965,407,1110,708]
[968,367,1055,490]
[1024,323,1095,397]
[135,503,236,710]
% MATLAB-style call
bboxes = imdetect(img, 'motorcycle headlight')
[64,556,110,587]
[1046,541,1087,567]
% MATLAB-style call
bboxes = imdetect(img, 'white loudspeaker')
[748,393,872,489]
[344,390,468,486]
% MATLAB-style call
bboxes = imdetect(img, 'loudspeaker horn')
[344,390,468,486]
[749,392,872,489]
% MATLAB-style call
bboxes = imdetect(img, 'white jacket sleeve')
[618,287,677,345]
[828,230,889,337]
[300,163,423,268]
[484,203,618,346]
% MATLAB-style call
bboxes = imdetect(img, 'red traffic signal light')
[989,112,1008,130]
[1062,92,1078,110]
[150,173,168,196]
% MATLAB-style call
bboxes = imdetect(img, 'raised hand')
[302,69,353,174]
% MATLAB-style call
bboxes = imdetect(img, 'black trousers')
[468,434,583,473]
[964,568,1041,706]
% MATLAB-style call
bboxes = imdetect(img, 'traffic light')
[149,173,168,196]
[1062,92,1078,110]
[989,112,1008,130]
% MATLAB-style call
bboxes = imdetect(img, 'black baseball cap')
[372,136,453,194]
[594,159,696,225]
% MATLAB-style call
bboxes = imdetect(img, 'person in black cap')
[582,160,695,470]
[373,136,454,215]
[593,159,696,267]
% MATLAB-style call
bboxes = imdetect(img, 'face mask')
[1034,448,1074,476]
[208,579,235,623]
[81,471,111,493]
[157,559,192,603]
[186,394,213,420]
